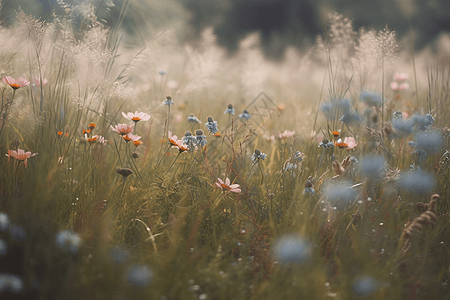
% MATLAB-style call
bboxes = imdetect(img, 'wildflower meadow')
[0,2,450,300]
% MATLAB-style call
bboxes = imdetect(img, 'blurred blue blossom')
[303,187,315,195]
[359,90,383,107]
[127,265,153,287]
[158,70,167,75]
[195,129,207,148]
[318,140,334,148]
[293,151,304,163]
[320,97,352,121]
[392,118,414,137]
[352,276,378,296]
[238,110,251,121]
[399,170,436,195]
[273,235,310,264]
[0,239,6,255]
[10,225,27,242]
[413,113,434,131]
[323,180,358,208]
[0,274,23,294]
[0,213,9,232]
[109,246,129,264]
[187,114,200,124]
[162,96,173,106]
[340,111,362,125]
[361,155,386,180]
[415,131,443,154]
[56,230,81,254]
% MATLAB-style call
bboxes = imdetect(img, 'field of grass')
[0,4,449,300]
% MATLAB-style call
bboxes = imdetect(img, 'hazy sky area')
[1,0,449,61]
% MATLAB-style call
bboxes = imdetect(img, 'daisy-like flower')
[334,138,348,149]
[205,116,218,134]
[162,96,173,106]
[168,131,180,146]
[175,140,189,153]
[187,114,201,124]
[6,149,38,168]
[133,140,143,148]
[238,110,251,121]
[122,133,141,143]
[110,123,134,136]
[57,131,69,137]
[224,104,235,115]
[2,76,30,90]
[343,137,357,150]
[122,111,151,123]
[215,178,241,193]
[251,148,267,163]
[86,135,98,143]
[394,73,408,82]
[182,131,196,150]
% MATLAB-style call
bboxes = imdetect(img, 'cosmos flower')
[251,149,267,163]
[122,133,141,143]
[343,137,357,150]
[394,73,408,82]
[6,149,38,167]
[205,116,218,134]
[168,131,180,146]
[390,81,399,91]
[1,76,30,90]
[110,123,134,136]
[224,104,235,115]
[238,110,251,121]
[174,140,189,152]
[279,130,295,139]
[34,78,48,86]
[122,111,150,122]
[215,177,241,193]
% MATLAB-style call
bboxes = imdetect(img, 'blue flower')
[56,230,81,254]
[0,213,9,232]
[158,70,167,75]
[109,246,129,264]
[361,155,386,180]
[415,131,443,154]
[318,139,334,148]
[127,265,153,287]
[162,96,173,106]
[273,235,310,264]
[195,129,207,148]
[359,90,383,107]
[392,118,414,137]
[205,116,218,134]
[399,170,436,195]
[323,180,358,208]
[224,104,235,115]
[340,111,362,125]
[251,149,267,163]
[238,110,251,121]
[10,225,27,242]
[393,111,403,119]
[352,276,378,296]
[0,274,23,294]
[0,239,6,255]
[187,114,200,124]
[293,151,304,163]
[412,113,434,131]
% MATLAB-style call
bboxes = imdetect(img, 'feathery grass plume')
[359,90,383,108]
[272,235,310,264]
[399,170,436,196]
[401,194,439,253]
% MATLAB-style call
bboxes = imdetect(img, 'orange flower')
[332,131,340,138]
[175,140,188,152]
[214,132,221,137]
[88,123,96,130]
[133,140,143,147]
[334,138,348,149]
[87,136,98,143]
[168,131,179,146]
[57,131,63,136]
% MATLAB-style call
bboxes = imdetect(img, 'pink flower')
[2,76,30,90]
[215,178,241,194]
[343,137,357,150]
[168,131,180,146]
[6,149,38,167]
[394,73,408,82]
[35,78,48,86]
[390,82,399,91]
[110,123,134,135]
[279,130,295,139]
[399,83,409,91]
[122,111,150,122]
